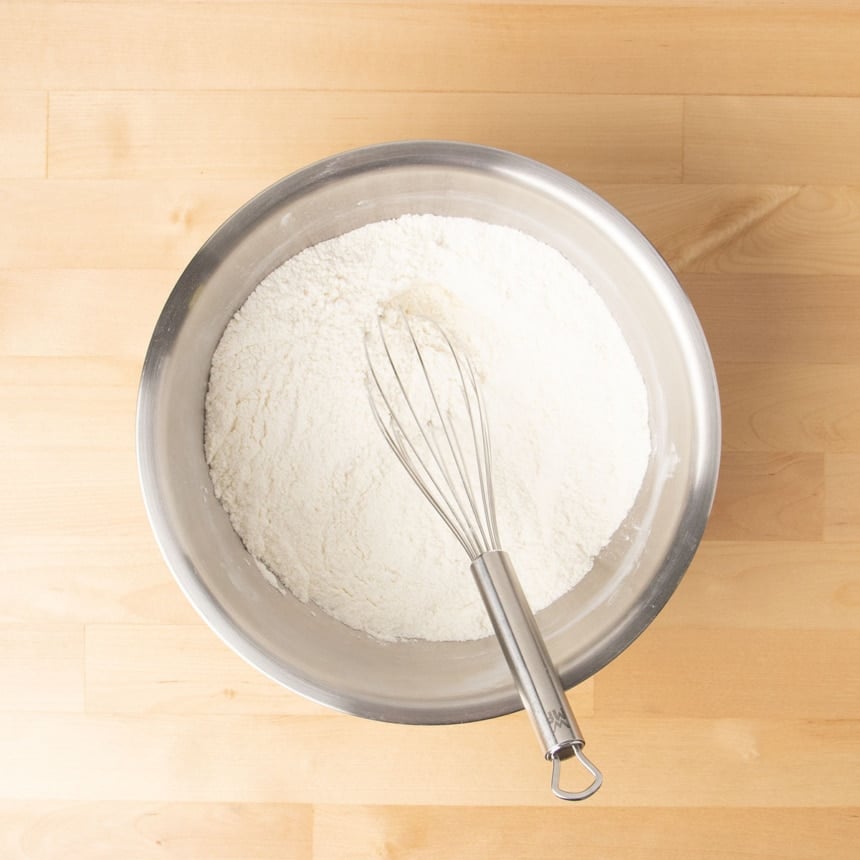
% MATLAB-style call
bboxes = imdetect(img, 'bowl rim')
[137,140,721,724]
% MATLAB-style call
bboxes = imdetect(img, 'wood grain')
[2,450,142,539]
[0,5,46,90]
[0,531,196,626]
[1,370,141,539]
[48,91,683,183]
[0,626,84,712]
[84,624,346,716]
[707,452,825,541]
[0,270,174,358]
[3,182,859,273]
[0,92,45,178]
[0,712,856,807]
[663,541,860,630]
[825,454,860,541]
[0,801,312,860]
[683,275,860,363]
[311,806,860,860]
[27,0,860,6]
[2,377,134,454]
[718,362,860,453]
[600,185,860,275]
[6,803,854,860]
[0,179,260,269]
[6,4,856,95]
[594,627,860,719]
[29,0,860,6]
[0,361,172,629]
[685,96,860,185]
[2,0,859,856]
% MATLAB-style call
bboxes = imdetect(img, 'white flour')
[204,214,650,641]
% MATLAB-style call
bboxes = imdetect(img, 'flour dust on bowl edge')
[136,141,720,726]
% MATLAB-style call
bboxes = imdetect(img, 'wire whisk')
[365,309,602,802]
[365,311,499,560]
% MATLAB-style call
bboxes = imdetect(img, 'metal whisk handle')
[470,550,603,801]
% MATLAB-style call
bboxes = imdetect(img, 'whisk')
[365,310,603,802]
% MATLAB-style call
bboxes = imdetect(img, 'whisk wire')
[478,376,499,548]
[383,314,486,557]
[365,311,507,559]
[365,381,470,557]
[403,315,494,558]
[442,329,500,553]
[365,317,481,558]
[366,387,473,556]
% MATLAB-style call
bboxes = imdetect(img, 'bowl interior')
[137,142,719,724]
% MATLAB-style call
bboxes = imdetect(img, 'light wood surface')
[1,2,858,858]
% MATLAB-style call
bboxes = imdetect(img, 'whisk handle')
[470,550,602,801]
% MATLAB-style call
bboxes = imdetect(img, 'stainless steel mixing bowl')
[137,141,720,725]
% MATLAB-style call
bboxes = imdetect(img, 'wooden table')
[2,3,858,857]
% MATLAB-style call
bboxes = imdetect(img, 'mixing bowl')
[137,141,720,725]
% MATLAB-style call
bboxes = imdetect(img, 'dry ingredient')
[204,214,650,642]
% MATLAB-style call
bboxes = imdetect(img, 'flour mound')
[204,215,650,642]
